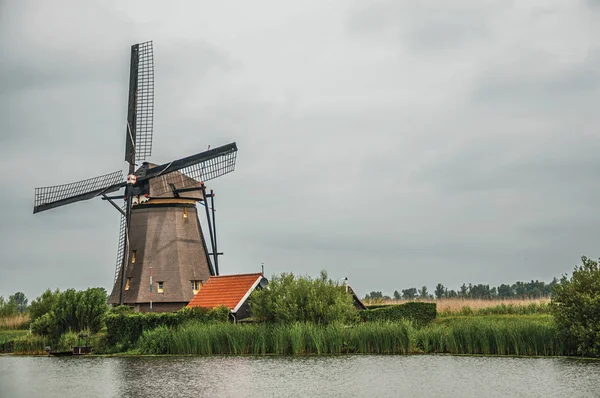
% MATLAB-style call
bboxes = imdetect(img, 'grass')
[138,321,414,355]
[0,330,46,355]
[417,316,566,356]
[366,298,551,317]
[0,330,29,345]
[137,316,568,356]
[0,314,30,330]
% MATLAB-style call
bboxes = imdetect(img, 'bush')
[138,326,171,354]
[360,302,436,325]
[249,271,359,324]
[29,289,60,321]
[551,256,600,357]
[30,288,109,338]
[106,306,229,346]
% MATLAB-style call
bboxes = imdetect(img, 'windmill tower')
[33,41,238,312]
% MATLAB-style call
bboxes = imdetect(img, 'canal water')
[0,355,599,397]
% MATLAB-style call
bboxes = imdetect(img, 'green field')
[0,330,29,345]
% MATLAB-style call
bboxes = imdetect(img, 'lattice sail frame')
[114,207,127,284]
[34,170,124,209]
[134,41,154,162]
[151,150,237,196]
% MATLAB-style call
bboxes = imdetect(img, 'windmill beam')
[102,195,126,217]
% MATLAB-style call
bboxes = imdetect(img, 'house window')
[125,278,131,290]
[183,207,188,220]
[157,282,164,293]
[131,250,137,264]
[191,280,202,294]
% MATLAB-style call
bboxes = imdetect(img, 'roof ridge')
[210,272,263,278]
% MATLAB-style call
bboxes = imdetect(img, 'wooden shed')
[187,273,268,321]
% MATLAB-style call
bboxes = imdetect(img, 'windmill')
[33,41,238,312]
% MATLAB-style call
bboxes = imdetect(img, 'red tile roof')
[187,273,263,311]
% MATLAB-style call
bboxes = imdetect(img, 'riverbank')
[1,313,577,357]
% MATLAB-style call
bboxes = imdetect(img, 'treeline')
[0,292,28,316]
[365,277,562,301]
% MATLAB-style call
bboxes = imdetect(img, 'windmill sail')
[125,41,154,163]
[114,209,127,284]
[33,170,125,214]
[143,142,238,196]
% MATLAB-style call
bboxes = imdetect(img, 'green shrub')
[551,256,600,357]
[106,306,229,346]
[28,289,60,321]
[56,331,79,351]
[30,312,58,336]
[11,334,48,355]
[30,287,109,338]
[138,326,171,354]
[360,302,436,325]
[249,271,359,324]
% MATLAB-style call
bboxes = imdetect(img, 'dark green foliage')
[249,271,359,324]
[29,289,61,321]
[402,288,417,300]
[384,278,561,302]
[106,306,229,346]
[551,256,600,357]
[11,292,27,313]
[30,287,109,337]
[360,302,436,325]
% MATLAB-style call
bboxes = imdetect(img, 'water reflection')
[0,355,599,398]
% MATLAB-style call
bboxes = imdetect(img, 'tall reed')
[137,318,566,356]
[139,321,414,355]
[415,317,568,356]
[0,314,30,330]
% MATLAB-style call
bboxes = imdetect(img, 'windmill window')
[131,250,137,264]
[125,278,131,290]
[157,282,164,293]
[183,207,188,220]
[191,280,202,294]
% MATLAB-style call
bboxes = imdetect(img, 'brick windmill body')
[33,42,238,312]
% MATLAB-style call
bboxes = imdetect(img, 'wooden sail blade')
[140,142,237,196]
[125,41,154,163]
[33,171,125,214]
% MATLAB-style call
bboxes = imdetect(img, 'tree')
[0,296,18,317]
[249,270,358,324]
[393,290,401,300]
[30,287,109,337]
[434,283,446,299]
[402,288,417,300]
[497,284,513,298]
[551,256,600,357]
[418,286,429,299]
[10,292,28,313]
[29,288,61,321]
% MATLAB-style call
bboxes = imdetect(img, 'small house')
[187,273,268,321]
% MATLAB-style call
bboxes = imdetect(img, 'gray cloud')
[1,0,599,300]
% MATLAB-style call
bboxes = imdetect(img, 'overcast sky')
[1,0,599,300]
